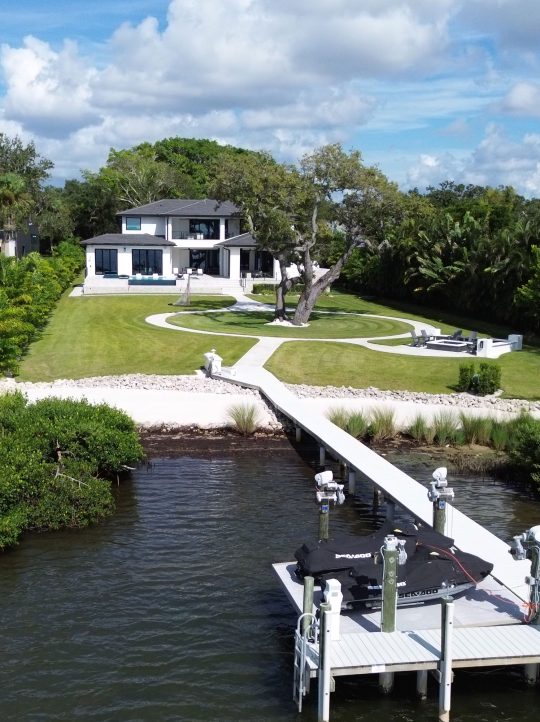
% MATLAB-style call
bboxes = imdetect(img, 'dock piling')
[416,670,428,700]
[319,446,326,465]
[302,576,315,636]
[296,426,302,442]
[438,597,455,722]
[318,602,332,722]
[347,469,356,495]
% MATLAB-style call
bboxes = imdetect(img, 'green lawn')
[18,295,253,381]
[265,341,540,399]
[17,290,540,399]
[168,309,411,338]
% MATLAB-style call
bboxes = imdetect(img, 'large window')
[189,219,219,239]
[95,248,118,274]
[132,249,163,275]
[126,217,141,231]
[189,250,220,275]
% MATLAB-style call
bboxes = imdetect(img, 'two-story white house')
[81,199,279,288]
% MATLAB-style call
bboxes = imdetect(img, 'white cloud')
[405,126,540,196]
[1,36,100,137]
[501,82,540,117]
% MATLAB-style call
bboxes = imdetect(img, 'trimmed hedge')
[0,241,84,375]
[457,361,501,395]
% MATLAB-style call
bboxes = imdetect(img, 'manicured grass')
[18,295,253,381]
[167,309,411,338]
[265,341,540,399]
[249,290,514,338]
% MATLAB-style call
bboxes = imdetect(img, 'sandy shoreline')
[1,374,538,429]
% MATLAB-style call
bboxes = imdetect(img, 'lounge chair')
[410,330,420,346]
[451,329,463,340]
[420,329,431,344]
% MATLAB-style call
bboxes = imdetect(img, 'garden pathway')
[145,294,474,365]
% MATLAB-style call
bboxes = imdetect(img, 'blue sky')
[1,0,540,195]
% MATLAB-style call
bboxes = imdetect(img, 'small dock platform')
[215,365,540,720]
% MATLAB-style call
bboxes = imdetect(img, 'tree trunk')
[292,246,356,325]
[274,254,294,320]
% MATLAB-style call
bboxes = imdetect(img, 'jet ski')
[294,521,493,609]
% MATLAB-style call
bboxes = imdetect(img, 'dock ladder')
[293,612,318,712]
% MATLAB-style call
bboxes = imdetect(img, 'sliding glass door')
[132,249,163,275]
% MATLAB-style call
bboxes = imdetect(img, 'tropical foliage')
[0,393,144,550]
[0,242,84,374]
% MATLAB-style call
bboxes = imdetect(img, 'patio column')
[229,248,241,280]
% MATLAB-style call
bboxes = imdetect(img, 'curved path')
[145,294,469,368]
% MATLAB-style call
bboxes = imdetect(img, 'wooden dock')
[215,365,540,721]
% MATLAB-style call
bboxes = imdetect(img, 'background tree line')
[1,132,540,337]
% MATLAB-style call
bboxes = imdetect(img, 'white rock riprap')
[286,384,540,417]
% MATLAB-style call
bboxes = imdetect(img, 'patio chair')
[451,329,463,340]
[467,330,478,353]
[410,330,420,346]
[420,329,431,345]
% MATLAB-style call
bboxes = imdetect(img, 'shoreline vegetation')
[0,392,143,550]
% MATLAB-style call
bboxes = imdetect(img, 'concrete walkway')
[145,300,478,362]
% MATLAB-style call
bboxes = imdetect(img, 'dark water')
[0,443,539,722]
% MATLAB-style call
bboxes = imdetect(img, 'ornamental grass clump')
[459,413,493,446]
[407,413,428,442]
[227,402,261,436]
[369,408,396,441]
[345,411,369,439]
[328,407,350,431]
[490,420,510,452]
[433,411,459,446]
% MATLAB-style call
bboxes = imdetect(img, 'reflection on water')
[0,443,538,721]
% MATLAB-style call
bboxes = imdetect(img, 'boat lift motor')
[314,470,345,541]
[427,467,454,535]
[314,470,346,507]
[510,525,540,623]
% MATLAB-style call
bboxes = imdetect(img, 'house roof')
[80,233,176,247]
[217,232,257,248]
[118,199,240,217]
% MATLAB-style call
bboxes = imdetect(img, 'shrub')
[458,363,475,392]
[227,402,261,436]
[0,393,143,550]
[457,361,502,396]
[477,363,501,396]
[369,408,396,441]
[433,412,459,446]
[507,413,540,485]
[251,283,276,295]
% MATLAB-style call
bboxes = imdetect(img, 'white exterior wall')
[87,245,173,276]
[118,248,132,275]
[122,215,166,236]
[229,248,241,280]
[2,239,17,257]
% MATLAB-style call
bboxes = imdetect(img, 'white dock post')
[439,597,454,722]
[318,602,332,722]
[386,499,395,522]
[416,670,428,700]
[348,469,356,496]
[319,446,326,465]
[295,426,302,442]
[302,576,315,636]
